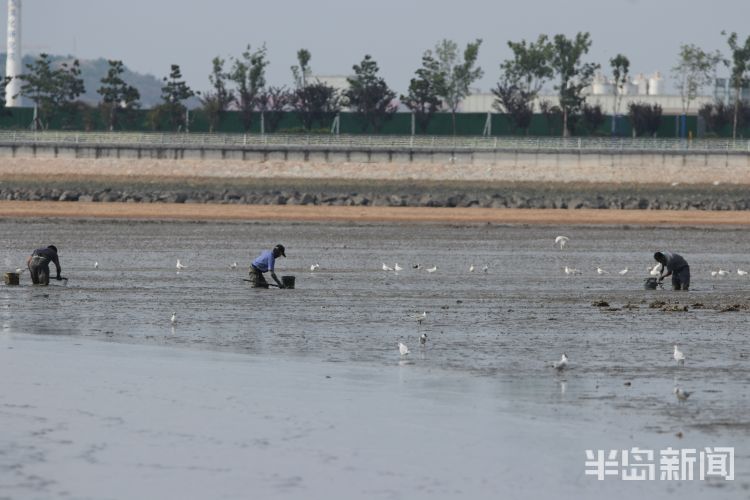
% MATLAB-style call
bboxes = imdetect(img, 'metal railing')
[0,130,748,153]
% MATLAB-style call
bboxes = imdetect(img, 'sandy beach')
[0,200,749,225]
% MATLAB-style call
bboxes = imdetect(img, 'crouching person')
[27,245,63,286]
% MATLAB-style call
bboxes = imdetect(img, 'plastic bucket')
[3,272,19,285]
[281,275,296,289]
[644,277,659,290]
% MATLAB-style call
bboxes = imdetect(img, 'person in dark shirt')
[27,245,62,285]
[249,244,286,288]
[654,251,690,291]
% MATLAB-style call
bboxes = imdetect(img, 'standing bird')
[564,266,580,275]
[176,259,186,270]
[717,269,729,277]
[469,264,475,272]
[170,312,177,324]
[426,266,438,273]
[229,262,238,270]
[555,236,570,250]
[382,263,394,272]
[553,353,569,371]
[482,264,489,273]
[673,387,691,402]
[94,261,99,270]
[310,263,320,271]
[419,333,428,346]
[738,268,748,276]
[415,311,427,325]
[398,342,410,356]
[649,264,662,276]
[394,263,403,272]
[673,345,685,365]
[596,267,609,275]
[618,268,629,275]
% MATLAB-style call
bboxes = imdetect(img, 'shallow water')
[2,218,749,494]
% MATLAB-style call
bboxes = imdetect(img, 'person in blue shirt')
[654,251,690,291]
[27,245,63,285]
[250,244,286,288]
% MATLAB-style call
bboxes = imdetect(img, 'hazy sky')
[3,0,749,94]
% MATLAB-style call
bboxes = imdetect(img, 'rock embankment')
[1,185,749,210]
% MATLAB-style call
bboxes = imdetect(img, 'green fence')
[0,106,730,138]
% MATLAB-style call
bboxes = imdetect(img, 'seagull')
[596,267,609,275]
[711,270,718,277]
[176,259,186,270]
[564,266,580,275]
[649,264,662,276]
[419,333,428,345]
[673,387,691,402]
[14,268,22,274]
[310,264,320,271]
[738,269,748,276]
[555,236,569,250]
[170,312,176,324]
[382,263,394,272]
[717,269,729,277]
[426,266,438,273]
[482,265,489,273]
[94,261,99,269]
[229,262,238,270]
[673,345,685,365]
[415,311,427,325]
[398,342,410,356]
[618,268,629,275]
[394,263,403,272]
[553,353,569,371]
[469,264,475,272]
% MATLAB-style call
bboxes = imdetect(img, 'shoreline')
[1,200,749,225]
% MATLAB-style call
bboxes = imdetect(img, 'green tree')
[401,53,442,133]
[151,64,194,131]
[628,102,663,137]
[493,35,553,134]
[581,103,605,135]
[724,31,750,139]
[344,54,397,132]
[0,76,11,114]
[230,45,268,132]
[549,33,599,137]
[256,86,292,133]
[609,54,630,135]
[97,60,141,131]
[698,101,733,135]
[430,39,484,135]
[19,53,85,129]
[199,57,233,132]
[289,49,340,131]
[671,43,722,117]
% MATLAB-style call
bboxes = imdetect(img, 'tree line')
[2,31,750,138]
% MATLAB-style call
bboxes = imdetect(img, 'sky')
[2,0,749,95]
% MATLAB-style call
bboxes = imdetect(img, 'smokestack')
[5,0,22,107]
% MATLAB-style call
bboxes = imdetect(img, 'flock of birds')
[78,239,728,404]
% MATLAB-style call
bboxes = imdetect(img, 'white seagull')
[170,312,177,324]
[673,345,685,365]
[176,259,186,270]
[555,236,569,250]
[15,267,22,274]
[399,342,410,356]
[419,333,428,345]
[564,266,580,275]
[596,267,609,275]
[649,264,662,276]
[426,266,438,273]
[229,262,238,270]
[310,263,320,271]
[469,264,475,272]
[482,264,489,273]
[618,268,629,275]
[673,387,691,402]
[738,268,748,276]
[553,353,569,371]
[394,263,403,272]
[94,261,99,269]
[415,311,427,325]
[717,269,729,277]
[382,263,394,272]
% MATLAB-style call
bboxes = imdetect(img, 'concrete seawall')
[0,143,749,185]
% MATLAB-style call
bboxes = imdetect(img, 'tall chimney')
[5,0,22,107]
